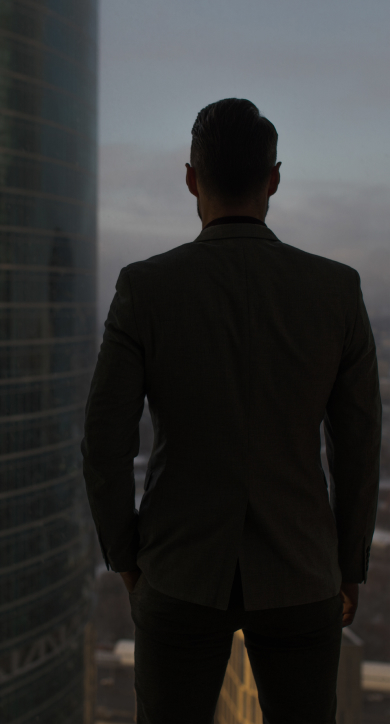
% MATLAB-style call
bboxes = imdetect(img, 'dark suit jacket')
[81,222,382,610]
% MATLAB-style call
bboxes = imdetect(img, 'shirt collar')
[203,215,267,230]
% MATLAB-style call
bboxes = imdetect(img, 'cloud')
[98,143,389,328]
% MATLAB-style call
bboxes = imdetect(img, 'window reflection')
[0,308,96,340]
[0,231,96,268]
[0,115,95,170]
[0,338,96,377]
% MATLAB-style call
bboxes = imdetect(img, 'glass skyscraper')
[0,1,98,722]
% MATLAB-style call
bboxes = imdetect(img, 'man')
[82,98,382,724]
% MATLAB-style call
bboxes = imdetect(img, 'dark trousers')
[129,561,343,724]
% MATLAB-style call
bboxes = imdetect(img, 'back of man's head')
[190,98,278,204]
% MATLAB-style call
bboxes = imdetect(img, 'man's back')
[82,97,382,723]
[83,221,381,610]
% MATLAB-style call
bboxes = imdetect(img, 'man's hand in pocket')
[119,566,142,593]
[339,582,359,627]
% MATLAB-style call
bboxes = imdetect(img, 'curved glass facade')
[0,1,97,722]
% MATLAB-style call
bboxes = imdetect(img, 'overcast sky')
[97,0,389,325]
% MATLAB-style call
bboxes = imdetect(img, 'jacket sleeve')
[324,270,382,584]
[81,267,145,572]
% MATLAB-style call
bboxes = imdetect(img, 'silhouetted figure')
[82,98,382,724]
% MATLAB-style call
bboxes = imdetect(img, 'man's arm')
[324,270,382,585]
[81,267,145,573]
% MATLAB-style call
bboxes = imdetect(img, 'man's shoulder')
[118,231,359,287]
[278,239,358,281]
[119,240,196,277]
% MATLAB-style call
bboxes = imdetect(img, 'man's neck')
[199,199,268,229]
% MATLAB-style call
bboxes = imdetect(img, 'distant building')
[215,629,263,724]
[95,640,136,722]
[0,1,97,722]
[215,628,364,724]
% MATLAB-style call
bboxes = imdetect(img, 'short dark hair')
[190,98,278,202]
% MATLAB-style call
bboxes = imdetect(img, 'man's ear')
[185,163,199,198]
[267,162,282,198]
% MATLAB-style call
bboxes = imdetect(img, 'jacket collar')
[193,222,281,245]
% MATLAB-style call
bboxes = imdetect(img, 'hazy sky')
[97,0,389,324]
